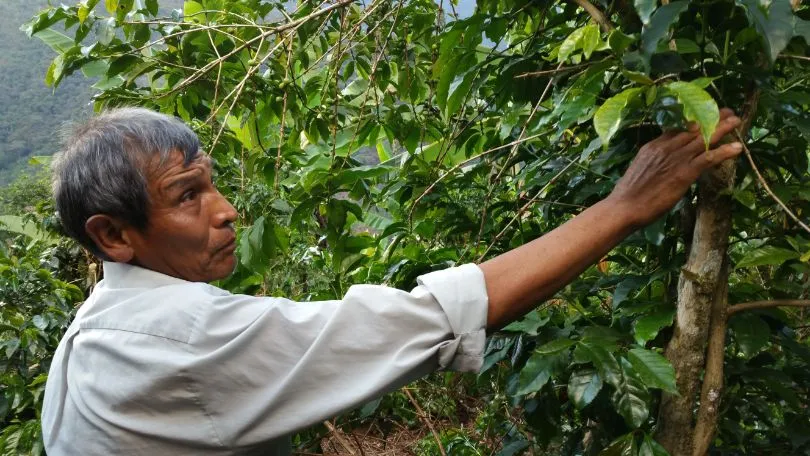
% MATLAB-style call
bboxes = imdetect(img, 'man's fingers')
[679,115,742,157]
[691,142,743,169]
[709,114,742,145]
[718,107,735,120]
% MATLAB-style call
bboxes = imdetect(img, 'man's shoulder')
[77,281,229,344]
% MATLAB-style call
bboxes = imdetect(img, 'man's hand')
[480,109,742,329]
[608,108,742,228]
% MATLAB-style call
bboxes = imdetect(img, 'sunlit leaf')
[736,245,800,268]
[666,81,719,147]
[593,88,643,146]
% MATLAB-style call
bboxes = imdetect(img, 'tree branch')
[692,261,729,456]
[569,0,613,32]
[727,300,810,317]
[403,388,446,456]
[735,130,810,236]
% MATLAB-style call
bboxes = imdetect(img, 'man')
[42,107,743,454]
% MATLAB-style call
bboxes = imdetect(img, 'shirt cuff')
[416,264,489,372]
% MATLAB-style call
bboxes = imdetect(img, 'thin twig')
[403,388,446,456]
[410,131,549,210]
[780,54,810,62]
[727,300,810,317]
[735,130,810,235]
[570,0,613,32]
[516,59,607,79]
[478,157,579,261]
[323,420,358,456]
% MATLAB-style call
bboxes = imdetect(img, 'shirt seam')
[185,299,226,447]
[77,326,190,344]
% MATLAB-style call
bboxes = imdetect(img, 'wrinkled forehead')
[145,148,210,180]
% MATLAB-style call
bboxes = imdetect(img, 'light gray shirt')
[42,261,488,455]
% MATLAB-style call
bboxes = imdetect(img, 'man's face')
[127,150,239,282]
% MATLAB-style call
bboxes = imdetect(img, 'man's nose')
[212,191,238,228]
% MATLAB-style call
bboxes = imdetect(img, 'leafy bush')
[12,0,810,454]
[0,235,83,455]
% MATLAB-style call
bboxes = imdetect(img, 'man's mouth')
[217,236,237,254]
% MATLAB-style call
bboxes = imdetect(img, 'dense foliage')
[2,0,810,454]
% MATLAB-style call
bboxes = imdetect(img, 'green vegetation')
[2,0,810,454]
[0,1,93,185]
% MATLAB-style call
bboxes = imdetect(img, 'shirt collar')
[101,261,190,289]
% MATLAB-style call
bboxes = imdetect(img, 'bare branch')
[516,59,608,79]
[403,388,446,456]
[727,300,810,317]
[735,130,810,236]
[569,0,613,32]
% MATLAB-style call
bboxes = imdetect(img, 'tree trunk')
[691,260,729,456]
[655,159,735,455]
[656,94,760,455]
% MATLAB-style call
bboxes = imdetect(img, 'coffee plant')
[5,0,810,454]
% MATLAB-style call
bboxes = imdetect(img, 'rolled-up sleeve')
[188,264,488,446]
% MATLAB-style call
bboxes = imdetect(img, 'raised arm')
[480,109,743,329]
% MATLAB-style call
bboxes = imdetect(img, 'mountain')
[0,1,94,185]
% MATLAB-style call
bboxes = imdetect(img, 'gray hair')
[53,107,200,258]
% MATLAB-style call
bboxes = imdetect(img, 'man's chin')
[205,253,237,282]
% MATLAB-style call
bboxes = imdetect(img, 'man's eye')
[180,190,197,202]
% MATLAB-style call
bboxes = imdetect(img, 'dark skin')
[84,109,743,329]
[85,153,239,282]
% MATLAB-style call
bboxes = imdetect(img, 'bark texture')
[655,159,736,455]
[692,261,729,456]
[656,94,760,455]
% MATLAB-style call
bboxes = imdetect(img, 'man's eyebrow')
[163,169,205,192]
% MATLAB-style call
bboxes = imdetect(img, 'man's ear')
[85,215,135,263]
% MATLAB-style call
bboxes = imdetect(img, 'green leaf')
[535,338,576,355]
[517,352,554,395]
[613,275,648,308]
[639,435,669,456]
[342,79,369,97]
[627,348,678,393]
[568,368,603,409]
[78,4,90,24]
[502,311,549,336]
[634,0,657,25]
[32,315,48,330]
[558,26,587,62]
[608,30,635,54]
[32,29,74,53]
[666,81,719,148]
[183,1,205,22]
[736,245,800,268]
[633,309,675,345]
[105,0,119,14]
[599,432,637,456]
[689,76,717,89]
[623,69,654,85]
[737,0,796,61]
[574,341,621,386]
[580,24,603,59]
[641,1,689,60]
[446,70,476,118]
[145,0,159,15]
[593,88,643,146]
[611,359,651,428]
[730,314,770,358]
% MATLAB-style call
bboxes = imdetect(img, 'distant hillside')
[0,0,182,185]
[0,1,93,184]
